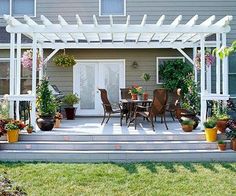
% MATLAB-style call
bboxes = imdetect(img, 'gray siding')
[45,48,192,95]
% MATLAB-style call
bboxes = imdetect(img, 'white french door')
[73,60,125,116]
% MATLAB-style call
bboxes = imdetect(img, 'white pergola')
[3,14,233,129]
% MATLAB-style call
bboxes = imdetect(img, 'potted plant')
[129,84,143,100]
[54,112,63,128]
[226,120,236,151]
[26,124,34,134]
[218,140,227,151]
[213,101,230,133]
[63,93,80,120]
[180,118,194,132]
[203,117,217,142]
[178,73,200,129]
[5,120,25,143]
[141,73,151,100]
[53,50,76,68]
[36,78,59,131]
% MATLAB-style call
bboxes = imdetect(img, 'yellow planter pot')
[205,128,217,142]
[7,129,19,143]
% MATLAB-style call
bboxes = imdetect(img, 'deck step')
[0,149,235,162]
[0,140,230,151]
[0,133,227,142]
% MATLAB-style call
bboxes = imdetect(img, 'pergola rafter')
[3,14,233,130]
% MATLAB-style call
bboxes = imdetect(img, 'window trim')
[156,57,185,84]
[0,0,36,18]
[99,0,126,17]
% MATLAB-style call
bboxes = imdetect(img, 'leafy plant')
[53,52,76,68]
[36,78,59,117]
[212,40,236,59]
[129,84,143,95]
[5,120,26,131]
[26,124,34,129]
[182,73,200,114]
[181,119,194,126]
[0,96,9,119]
[204,117,217,129]
[218,140,226,144]
[212,101,230,120]
[63,93,80,107]
[141,73,151,82]
[159,59,193,94]
[226,120,236,139]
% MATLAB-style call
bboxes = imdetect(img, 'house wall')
[45,48,192,95]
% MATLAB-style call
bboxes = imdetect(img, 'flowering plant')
[53,53,76,68]
[195,49,215,70]
[129,84,143,95]
[21,49,43,71]
[54,112,63,120]
[5,120,26,131]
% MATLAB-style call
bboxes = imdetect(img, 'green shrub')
[204,118,217,129]
[63,93,80,107]
[181,119,194,126]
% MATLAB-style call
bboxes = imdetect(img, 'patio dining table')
[120,99,153,124]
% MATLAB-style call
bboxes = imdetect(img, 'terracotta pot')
[231,139,236,151]
[181,125,193,132]
[54,119,61,128]
[176,108,199,129]
[216,119,229,133]
[131,94,137,100]
[205,128,217,142]
[36,116,55,131]
[7,129,19,143]
[65,107,76,120]
[218,143,227,151]
[143,92,148,100]
[26,128,33,134]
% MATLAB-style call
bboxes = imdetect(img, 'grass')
[0,162,236,196]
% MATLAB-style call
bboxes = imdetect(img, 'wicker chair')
[120,88,131,99]
[132,88,168,131]
[99,89,126,126]
[165,88,181,121]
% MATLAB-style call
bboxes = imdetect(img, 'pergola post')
[9,33,15,118]
[216,33,221,94]
[193,47,198,83]
[200,34,206,130]
[39,46,44,81]
[31,33,37,128]
[222,33,229,94]
[15,33,22,120]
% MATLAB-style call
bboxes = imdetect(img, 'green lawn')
[0,162,236,196]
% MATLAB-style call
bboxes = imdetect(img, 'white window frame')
[156,57,185,84]
[0,0,36,18]
[99,0,126,17]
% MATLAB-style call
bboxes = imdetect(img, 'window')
[0,58,39,96]
[100,0,126,16]
[229,54,236,99]
[0,0,36,17]
[156,57,185,84]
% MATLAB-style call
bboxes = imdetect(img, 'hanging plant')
[53,50,76,68]
[194,49,215,70]
[212,40,236,59]
[21,49,43,71]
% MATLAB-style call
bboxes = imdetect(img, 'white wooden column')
[222,33,229,95]
[216,33,221,94]
[200,34,207,130]
[31,33,37,127]
[38,46,44,81]
[193,47,198,83]
[206,57,212,93]
[9,33,15,118]
[15,33,21,120]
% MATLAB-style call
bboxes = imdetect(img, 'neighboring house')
[0,0,236,116]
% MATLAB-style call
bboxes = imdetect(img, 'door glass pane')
[80,64,95,109]
[0,0,10,15]
[12,0,34,16]
[103,63,120,103]
[0,79,9,95]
